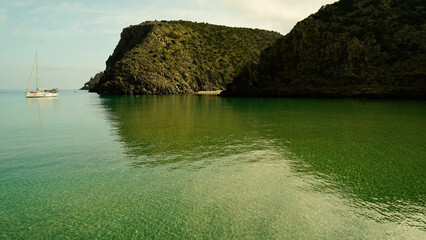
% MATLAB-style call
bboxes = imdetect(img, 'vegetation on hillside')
[223,0,426,98]
[92,20,281,94]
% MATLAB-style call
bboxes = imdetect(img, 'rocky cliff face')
[222,0,426,98]
[80,71,103,90]
[91,21,281,94]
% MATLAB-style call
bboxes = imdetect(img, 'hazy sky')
[0,0,336,89]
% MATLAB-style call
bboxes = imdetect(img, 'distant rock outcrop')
[222,0,426,99]
[80,71,104,90]
[91,21,282,94]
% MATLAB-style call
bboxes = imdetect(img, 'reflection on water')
[1,91,425,238]
[26,98,59,135]
[100,95,274,168]
[101,95,425,231]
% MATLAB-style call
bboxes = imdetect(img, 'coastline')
[195,90,223,95]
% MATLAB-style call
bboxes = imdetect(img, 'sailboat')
[25,51,59,98]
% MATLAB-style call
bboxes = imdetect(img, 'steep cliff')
[222,0,426,98]
[92,21,281,94]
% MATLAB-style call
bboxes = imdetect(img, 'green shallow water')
[0,90,425,239]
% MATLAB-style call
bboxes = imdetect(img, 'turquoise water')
[0,90,425,239]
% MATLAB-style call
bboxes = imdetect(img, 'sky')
[0,0,337,90]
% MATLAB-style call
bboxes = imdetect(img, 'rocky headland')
[90,21,281,94]
[222,0,426,99]
[80,71,103,90]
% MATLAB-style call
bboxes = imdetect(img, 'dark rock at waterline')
[222,0,426,99]
[80,71,103,90]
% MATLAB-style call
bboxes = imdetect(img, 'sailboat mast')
[25,51,37,93]
[36,50,39,90]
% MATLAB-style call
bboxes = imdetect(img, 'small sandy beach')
[194,90,223,95]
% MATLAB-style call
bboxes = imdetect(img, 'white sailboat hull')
[26,91,58,98]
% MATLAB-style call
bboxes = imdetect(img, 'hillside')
[222,0,426,98]
[91,20,281,94]
[80,71,103,90]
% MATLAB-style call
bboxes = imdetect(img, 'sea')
[0,89,425,239]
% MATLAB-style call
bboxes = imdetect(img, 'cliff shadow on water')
[100,95,425,229]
